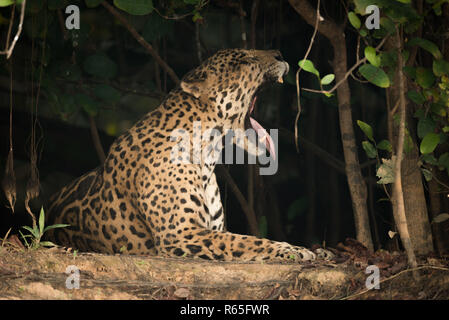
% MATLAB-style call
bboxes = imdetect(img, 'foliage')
[347,1,449,187]
[296,0,449,204]
[298,59,335,96]
[20,207,70,250]
[0,0,207,136]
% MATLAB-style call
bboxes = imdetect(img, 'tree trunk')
[288,0,373,250]
[385,37,434,256]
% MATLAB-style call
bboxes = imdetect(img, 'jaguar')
[46,49,331,262]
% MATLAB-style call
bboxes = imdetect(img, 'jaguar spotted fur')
[46,49,331,262]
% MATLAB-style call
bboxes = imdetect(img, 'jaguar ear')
[180,79,205,99]
[180,70,208,99]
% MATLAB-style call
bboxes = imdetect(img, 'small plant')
[19,207,69,250]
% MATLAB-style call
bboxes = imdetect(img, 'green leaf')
[438,152,449,172]
[407,37,443,59]
[431,102,446,117]
[380,51,397,69]
[422,153,438,166]
[83,54,117,79]
[192,11,202,22]
[364,46,381,67]
[38,207,45,235]
[421,168,433,182]
[433,59,449,77]
[320,74,335,85]
[416,67,435,89]
[39,241,58,248]
[420,132,440,154]
[92,84,121,104]
[377,157,395,185]
[377,140,392,152]
[403,66,416,79]
[357,120,375,142]
[380,17,396,35]
[362,141,377,158]
[406,90,426,104]
[298,59,319,77]
[417,117,436,139]
[348,11,361,29]
[0,0,23,7]
[43,224,71,233]
[432,213,449,224]
[359,64,391,88]
[22,226,39,239]
[113,0,153,15]
[396,0,411,3]
[19,230,30,248]
[85,0,104,7]
[353,0,384,15]
[75,93,99,117]
[359,28,368,37]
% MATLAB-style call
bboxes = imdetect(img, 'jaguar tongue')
[249,96,275,159]
[249,117,276,160]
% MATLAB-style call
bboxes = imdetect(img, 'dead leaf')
[388,230,397,239]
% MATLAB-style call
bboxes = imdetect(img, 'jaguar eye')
[274,54,283,62]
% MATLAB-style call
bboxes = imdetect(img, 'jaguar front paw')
[282,244,316,261]
[314,248,335,260]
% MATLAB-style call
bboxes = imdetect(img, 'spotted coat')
[46,49,331,262]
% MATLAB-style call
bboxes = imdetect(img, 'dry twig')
[0,0,26,59]
[294,0,321,152]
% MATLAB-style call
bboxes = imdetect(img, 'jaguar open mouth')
[245,76,284,160]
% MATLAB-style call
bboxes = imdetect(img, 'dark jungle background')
[0,0,448,255]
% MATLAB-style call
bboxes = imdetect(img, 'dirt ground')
[0,237,448,300]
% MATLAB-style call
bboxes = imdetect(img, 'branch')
[88,115,106,163]
[102,1,180,85]
[249,0,260,49]
[216,166,260,237]
[0,0,26,59]
[288,0,339,40]
[294,0,321,152]
[342,265,449,300]
[392,27,418,271]
[195,21,202,63]
[301,37,388,96]
[4,1,15,51]
[152,1,209,20]
[238,0,247,49]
